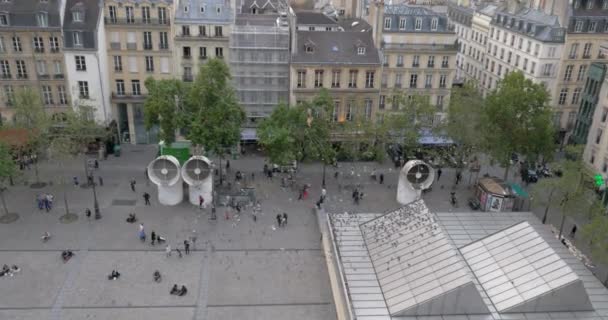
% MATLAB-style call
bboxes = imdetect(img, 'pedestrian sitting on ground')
[176,285,188,296]
[0,264,10,276]
[170,284,179,295]
[108,270,120,280]
[126,213,137,223]
[153,270,162,283]
[41,231,51,242]
[61,250,74,262]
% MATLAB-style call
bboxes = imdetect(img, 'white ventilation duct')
[147,155,184,206]
[397,160,434,205]
[181,156,213,206]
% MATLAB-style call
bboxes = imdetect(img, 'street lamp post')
[322,161,326,188]
[92,177,101,219]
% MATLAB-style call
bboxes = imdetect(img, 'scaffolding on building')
[229,4,291,126]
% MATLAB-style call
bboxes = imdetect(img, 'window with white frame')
[439,74,446,88]
[364,99,372,120]
[575,20,583,32]
[425,74,432,88]
[141,6,150,23]
[384,17,391,30]
[125,6,134,23]
[16,60,26,78]
[78,81,89,98]
[357,47,366,55]
[564,65,573,80]
[3,85,13,105]
[131,80,141,95]
[33,37,44,52]
[583,43,592,57]
[415,18,422,30]
[397,55,403,66]
[36,60,46,75]
[158,7,167,24]
[42,86,52,105]
[37,12,48,27]
[558,88,568,105]
[577,65,587,81]
[589,21,597,32]
[57,85,67,104]
[12,36,21,52]
[365,71,374,88]
[73,32,82,46]
[75,55,86,71]
[431,18,438,31]
[53,60,61,75]
[0,60,9,78]
[116,80,125,95]
[587,0,594,9]
[399,18,405,30]
[410,74,417,88]
[114,56,122,71]
[145,56,154,72]
[572,88,581,105]
[0,13,8,26]
[72,10,82,22]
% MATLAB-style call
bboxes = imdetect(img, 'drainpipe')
[93,52,109,125]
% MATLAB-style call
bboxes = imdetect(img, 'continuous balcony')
[104,17,170,26]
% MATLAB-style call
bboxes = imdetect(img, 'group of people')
[16,153,36,170]
[0,264,20,277]
[61,250,74,262]
[170,284,188,296]
[276,212,288,228]
[36,193,54,212]
[352,188,363,205]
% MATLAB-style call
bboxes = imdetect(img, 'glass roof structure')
[359,201,488,316]
[328,204,608,320]
[460,221,592,313]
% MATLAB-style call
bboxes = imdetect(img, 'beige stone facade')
[104,0,174,144]
[289,64,381,123]
[0,29,69,123]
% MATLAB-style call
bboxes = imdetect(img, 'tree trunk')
[62,177,70,216]
[503,163,511,181]
[219,155,223,185]
[34,159,40,184]
[83,155,89,184]
[542,188,555,224]
[0,189,8,216]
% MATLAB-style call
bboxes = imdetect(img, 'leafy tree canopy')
[143,78,187,145]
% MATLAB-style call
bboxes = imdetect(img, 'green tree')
[51,104,107,219]
[184,58,245,183]
[483,71,555,179]
[446,81,484,167]
[580,204,608,285]
[0,142,16,221]
[143,78,187,145]
[258,103,298,165]
[12,87,51,187]
[382,93,436,152]
[530,146,593,238]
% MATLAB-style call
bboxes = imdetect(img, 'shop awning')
[418,130,454,146]
[241,128,257,141]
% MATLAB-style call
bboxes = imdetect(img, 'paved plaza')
[0,145,606,320]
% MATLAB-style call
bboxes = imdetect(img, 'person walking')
[184,240,190,255]
[73,176,79,186]
[276,214,282,227]
[85,208,91,219]
[98,176,103,186]
[37,194,44,210]
[165,244,171,257]
[437,167,442,181]
[282,213,288,227]
[379,173,384,184]
[143,192,151,205]
[138,223,146,242]
[130,179,136,192]
[94,160,99,169]
[321,188,327,202]
[226,160,230,171]
[199,195,204,209]
[151,231,156,245]
[455,171,462,185]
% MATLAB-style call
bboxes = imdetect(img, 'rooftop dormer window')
[305,45,314,53]
[184,5,189,12]
[587,0,594,9]
[415,18,422,30]
[357,47,366,55]
[431,18,438,31]
[216,5,221,15]
[0,13,8,26]
[36,12,48,27]
[200,5,205,13]
[384,17,391,30]
[574,0,580,9]
[72,11,83,22]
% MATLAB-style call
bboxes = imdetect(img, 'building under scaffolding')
[230,1,292,128]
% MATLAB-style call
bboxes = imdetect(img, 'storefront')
[474,177,515,212]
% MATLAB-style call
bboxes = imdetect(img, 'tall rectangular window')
[12,36,21,52]
[142,7,150,23]
[75,55,86,71]
[397,55,403,66]
[332,100,340,122]
[3,85,13,105]
[116,80,125,95]
[384,17,391,30]
[143,32,152,50]
[365,71,374,88]
[425,74,432,88]
[410,74,418,88]
[297,70,306,88]
[199,26,206,37]
[364,99,372,120]
[42,86,53,105]
[57,85,67,104]
[441,56,449,68]
[33,37,44,52]
[379,95,385,110]
[114,56,122,71]
[314,70,324,88]
[78,81,89,98]
[215,26,223,37]
[346,100,354,121]
[131,80,141,95]
[558,88,568,105]
[0,60,10,78]
[145,56,154,72]
[439,74,447,88]
[73,32,82,46]
[215,47,223,58]
[159,32,168,49]
[158,7,167,24]
[36,60,47,75]
[125,6,134,23]
[412,55,419,67]
[331,70,340,88]
[37,12,48,27]
[109,6,117,23]
[348,70,357,88]
[16,60,26,79]
[572,88,581,105]
[577,65,587,81]
[49,37,59,52]
[564,65,573,81]
[199,47,207,58]
[427,56,435,68]
[182,25,190,36]
[583,43,592,58]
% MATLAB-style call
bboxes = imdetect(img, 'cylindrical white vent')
[397,160,435,205]
[147,155,184,206]
[181,156,213,206]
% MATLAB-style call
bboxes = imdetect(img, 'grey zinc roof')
[493,8,565,42]
[292,31,380,65]
[112,0,172,3]
[295,10,336,25]
[383,4,451,33]
[0,0,62,28]
[337,18,372,32]
[63,0,100,31]
[329,207,608,320]
[175,0,234,23]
